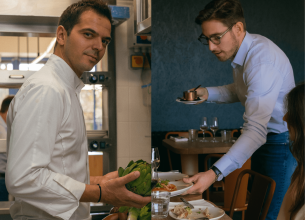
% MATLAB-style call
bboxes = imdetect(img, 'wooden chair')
[231,129,239,137]
[204,154,251,220]
[229,169,276,220]
[165,131,213,170]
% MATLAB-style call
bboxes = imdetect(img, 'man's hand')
[190,87,209,101]
[182,170,216,194]
[90,171,118,185]
[100,171,151,208]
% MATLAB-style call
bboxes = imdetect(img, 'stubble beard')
[216,32,239,62]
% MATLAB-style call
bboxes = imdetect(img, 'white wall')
[115,1,151,169]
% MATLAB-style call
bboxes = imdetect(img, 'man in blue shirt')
[0,95,14,201]
[183,0,296,219]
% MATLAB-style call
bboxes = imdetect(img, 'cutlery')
[193,84,201,91]
[180,197,194,209]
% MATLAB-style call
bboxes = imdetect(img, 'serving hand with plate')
[176,86,208,105]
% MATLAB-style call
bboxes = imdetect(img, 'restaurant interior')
[151,0,304,219]
[0,0,304,219]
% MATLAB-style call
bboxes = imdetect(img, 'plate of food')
[152,179,193,197]
[176,97,205,105]
[169,205,225,220]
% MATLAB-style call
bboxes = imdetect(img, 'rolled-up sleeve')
[6,83,85,220]
[206,83,240,103]
[213,63,284,178]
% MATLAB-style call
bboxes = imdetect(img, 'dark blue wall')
[152,0,304,132]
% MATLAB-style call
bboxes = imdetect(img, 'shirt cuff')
[206,87,220,102]
[53,173,86,201]
[212,154,236,180]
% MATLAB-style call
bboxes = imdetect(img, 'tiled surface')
[115,8,151,168]
[117,122,130,158]
[129,122,151,158]
[128,68,142,87]
[117,157,131,169]
[116,50,130,87]
[129,87,150,122]
[117,87,129,122]
[115,21,128,51]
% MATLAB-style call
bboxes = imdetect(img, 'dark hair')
[284,82,305,220]
[195,0,246,31]
[0,95,14,113]
[55,0,112,48]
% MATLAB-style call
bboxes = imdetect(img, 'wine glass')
[210,117,219,143]
[151,167,159,190]
[151,147,160,190]
[151,147,160,171]
[199,117,209,142]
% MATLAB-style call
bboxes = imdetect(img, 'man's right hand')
[189,87,209,102]
[100,171,151,208]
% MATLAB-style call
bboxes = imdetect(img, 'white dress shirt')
[6,54,91,220]
[206,32,295,179]
[0,116,7,173]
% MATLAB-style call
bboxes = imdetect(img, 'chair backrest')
[165,131,188,139]
[229,169,276,220]
[165,131,213,139]
[204,154,251,210]
[231,129,239,137]
[224,158,251,210]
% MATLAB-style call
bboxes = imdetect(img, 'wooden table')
[151,194,232,220]
[162,137,233,176]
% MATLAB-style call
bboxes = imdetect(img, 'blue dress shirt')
[206,32,295,179]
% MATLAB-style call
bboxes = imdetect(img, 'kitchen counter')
[0,201,11,215]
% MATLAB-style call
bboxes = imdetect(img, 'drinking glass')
[210,117,219,142]
[151,191,171,219]
[188,129,198,142]
[221,130,231,143]
[151,147,160,171]
[199,117,209,142]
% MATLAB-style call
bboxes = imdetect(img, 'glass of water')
[151,191,170,219]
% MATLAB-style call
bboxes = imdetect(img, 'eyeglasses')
[198,23,235,45]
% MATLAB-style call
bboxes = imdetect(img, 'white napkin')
[169,199,215,209]
[170,136,189,142]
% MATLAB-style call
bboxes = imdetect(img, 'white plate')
[176,98,205,105]
[156,172,193,197]
[169,205,225,220]
[158,172,189,181]
[168,180,193,197]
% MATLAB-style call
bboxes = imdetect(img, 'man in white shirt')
[182,0,296,219]
[5,1,150,220]
[0,95,14,201]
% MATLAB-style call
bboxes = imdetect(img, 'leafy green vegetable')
[184,207,192,214]
[126,203,151,220]
[160,179,170,185]
[118,160,151,219]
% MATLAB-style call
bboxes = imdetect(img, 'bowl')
[183,90,197,101]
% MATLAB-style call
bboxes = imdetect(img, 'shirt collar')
[45,54,85,93]
[231,31,253,68]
